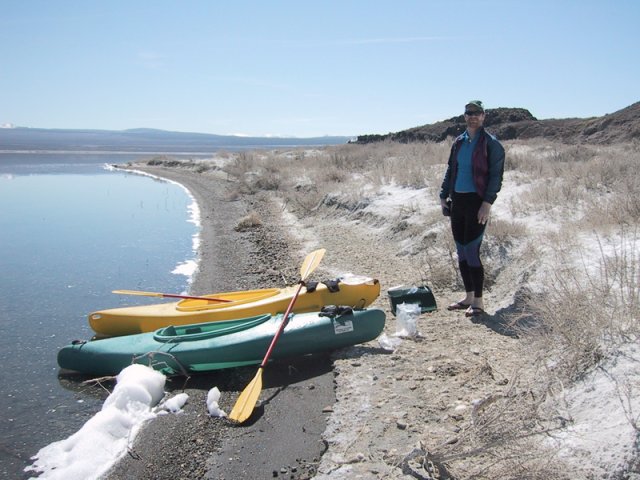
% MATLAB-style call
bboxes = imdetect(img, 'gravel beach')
[104,166,336,480]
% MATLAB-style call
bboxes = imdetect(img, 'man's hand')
[478,201,492,224]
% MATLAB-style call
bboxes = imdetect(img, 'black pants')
[451,192,486,297]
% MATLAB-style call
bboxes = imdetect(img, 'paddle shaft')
[228,248,325,423]
[112,290,232,303]
[154,292,231,302]
[259,281,304,368]
[258,248,324,367]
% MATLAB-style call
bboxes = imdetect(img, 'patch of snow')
[25,365,166,480]
[207,387,227,417]
[547,343,640,478]
[363,184,435,221]
[159,392,189,413]
[25,365,226,479]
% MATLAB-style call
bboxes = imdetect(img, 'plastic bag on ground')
[378,333,403,351]
[395,302,421,338]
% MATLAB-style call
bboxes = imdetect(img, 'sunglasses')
[464,110,483,116]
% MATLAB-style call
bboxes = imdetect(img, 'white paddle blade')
[299,248,325,281]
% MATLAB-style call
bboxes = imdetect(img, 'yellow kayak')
[89,276,381,337]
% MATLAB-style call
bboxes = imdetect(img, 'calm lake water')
[0,153,200,478]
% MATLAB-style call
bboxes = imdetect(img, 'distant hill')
[355,101,640,145]
[0,127,352,152]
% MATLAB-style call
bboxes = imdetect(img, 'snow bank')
[26,365,166,480]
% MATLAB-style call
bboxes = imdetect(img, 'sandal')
[447,301,471,311]
[465,306,485,317]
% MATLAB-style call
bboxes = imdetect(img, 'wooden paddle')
[112,289,232,303]
[228,248,326,424]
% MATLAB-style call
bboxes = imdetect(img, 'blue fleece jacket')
[439,127,505,204]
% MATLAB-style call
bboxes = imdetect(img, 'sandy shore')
[104,166,335,480]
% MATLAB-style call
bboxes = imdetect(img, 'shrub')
[234,211,262,231]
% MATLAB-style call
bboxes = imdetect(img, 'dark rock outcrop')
[355,102,640,145]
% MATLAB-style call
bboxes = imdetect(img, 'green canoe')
[58,308,386,376]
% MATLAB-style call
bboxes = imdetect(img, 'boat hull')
[89,277,380,337]
[59,308,386,376]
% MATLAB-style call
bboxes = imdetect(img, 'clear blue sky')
[1,0,638,137]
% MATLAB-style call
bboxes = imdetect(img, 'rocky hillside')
[356,101,640,145]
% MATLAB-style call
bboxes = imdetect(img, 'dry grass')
[218,142,639,366]
[507,141,640,227]
[413,231,460,291]
[518,228,640,381]
[297,140,639,478]
[234,211,262,231]
[434,373,572,480]
[178,138,639,478]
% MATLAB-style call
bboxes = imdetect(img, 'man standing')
[439,100,505,317]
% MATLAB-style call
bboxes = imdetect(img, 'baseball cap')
[465,100,485,112]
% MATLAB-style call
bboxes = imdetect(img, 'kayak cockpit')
[154,314,272,342]
[175,288,281,312]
